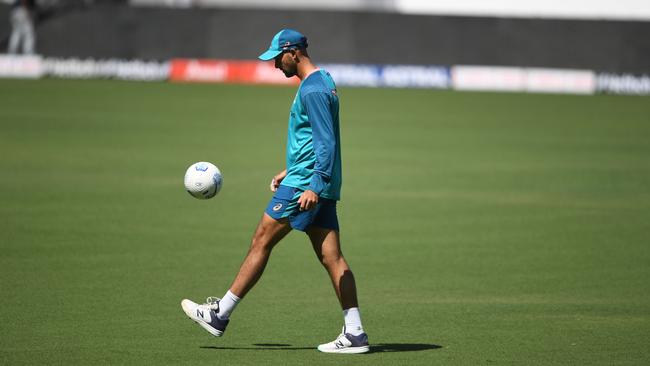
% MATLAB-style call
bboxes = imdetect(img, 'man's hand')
[270,169,287,192]
[298,190,319,211]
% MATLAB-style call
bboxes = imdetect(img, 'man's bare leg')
[307,226,359,310]
[229,213,292,298]
[180,213,291,336]
[308,225,369,353]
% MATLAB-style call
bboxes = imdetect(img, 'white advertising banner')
[452,66,525,92]
[597,73,650,95]
[526,68,595,94]
[43,58,170,81]
[0,55,44,78]
[452,66,596,94]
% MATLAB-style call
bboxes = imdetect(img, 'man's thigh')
[253,213,292,245]
[306,225,342,259]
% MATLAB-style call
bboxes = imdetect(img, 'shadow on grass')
[370,343,442,353]
[201,343,442,352]
[200,344,312,351]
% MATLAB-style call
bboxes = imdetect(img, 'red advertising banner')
[169,59,299,85]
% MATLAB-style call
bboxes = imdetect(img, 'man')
[181,29,369,354]
[8,0,36,55]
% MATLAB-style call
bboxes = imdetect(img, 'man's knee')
[250,227,273,252]
[320,251,346,270]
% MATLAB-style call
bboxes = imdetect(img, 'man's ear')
[290,49,300,62]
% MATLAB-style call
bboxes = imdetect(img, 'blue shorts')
[265,185,339,232]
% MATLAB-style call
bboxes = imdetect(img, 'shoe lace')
[202,296,221,311]
[332,327,346,343]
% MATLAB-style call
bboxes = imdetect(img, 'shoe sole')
[317,345,370,354]
[181,299,224,337]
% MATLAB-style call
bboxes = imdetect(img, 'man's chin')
[283,71,296,78]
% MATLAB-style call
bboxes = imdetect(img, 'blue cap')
[258,29,308,61]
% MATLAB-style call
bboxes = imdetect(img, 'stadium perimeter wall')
[1,4,649,74]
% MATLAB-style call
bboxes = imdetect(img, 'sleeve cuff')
[309,172,329,196]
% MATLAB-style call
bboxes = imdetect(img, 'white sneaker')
[181,297,229,337]
[317,327,370,354]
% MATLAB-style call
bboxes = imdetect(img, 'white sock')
[216,290,241,320]
[343,307,364,336]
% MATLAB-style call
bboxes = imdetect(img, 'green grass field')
[1,78,649,365]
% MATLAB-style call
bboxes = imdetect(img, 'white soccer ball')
[184,162,223,199]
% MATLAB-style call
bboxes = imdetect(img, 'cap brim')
[258,49,282,61]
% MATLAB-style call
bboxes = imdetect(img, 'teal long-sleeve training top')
[281,69,342,201]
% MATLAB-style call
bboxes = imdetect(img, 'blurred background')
[1,0,649,93]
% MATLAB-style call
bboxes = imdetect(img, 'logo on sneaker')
[335,340,345,349]
[273,203,283,211]
[197,309,204,319]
